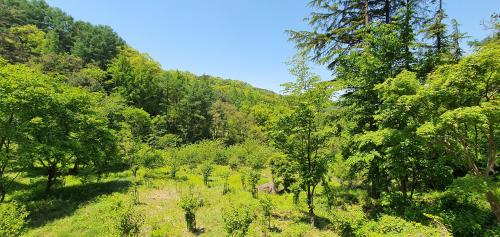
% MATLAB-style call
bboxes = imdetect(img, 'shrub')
[199,162,213,187]
[247,169,261,198]
[116,205,144,237]
[330,204,367,236]
[239,167,250,191]
[220,170,231,195]
[179,191,204,232]
[154,133,182,149]
[259,196,274,230]
[222,203,254,237]
[356,215,445,237]
[0,202,29,237]
[290,182,301,205]
[177,140,226,167]
[227,140,275,170]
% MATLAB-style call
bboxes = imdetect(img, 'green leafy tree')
[271,55,334,226]
[417,40,500,220]
[67,66,107,92]
[269,152,298,192]
[247,169,261,198]
[71,21,124,69]
[259,196,274,231]
[220,169,231,195]
[175,78,214,143]
[222,203,254,237]
[0,63,114,193]
[109,47,166,116]
[0,24,46,63]
[199,162,213,187]
[210,100,256,145]
[179,190,204,232]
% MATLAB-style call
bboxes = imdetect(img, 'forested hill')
[0,0,285,145]
[1,0,499,236]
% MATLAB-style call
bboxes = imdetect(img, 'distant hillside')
[0,0,288,145]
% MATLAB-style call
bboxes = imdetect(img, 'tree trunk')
[369,160,381,199]
[307,185,315,227]
[71,161,79,175]
[436,0,443,52]
[486,122,496,176]
[364,0,370,27]
[0,184,5,202]
[401,175,408,200]
[384,0,391,23]
[46,165,57,193]
[410,167,417,199]
[0,113,14,152]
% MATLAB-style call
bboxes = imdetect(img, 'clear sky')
[46,0,499,92]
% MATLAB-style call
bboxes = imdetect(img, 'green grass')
[13,166,338,237]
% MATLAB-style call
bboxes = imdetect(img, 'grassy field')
[7,163,497,237]
[13,166,337,237]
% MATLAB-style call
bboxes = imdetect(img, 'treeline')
[282,0,499,234]
[0,0,285,200]
[0,0,498,236]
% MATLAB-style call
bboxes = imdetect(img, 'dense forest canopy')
[0,0,498,236]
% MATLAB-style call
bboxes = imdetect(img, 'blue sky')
[47,0,499,92]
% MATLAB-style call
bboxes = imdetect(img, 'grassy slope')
[19,166,337,237]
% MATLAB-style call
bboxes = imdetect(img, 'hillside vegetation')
[0,0,498,236]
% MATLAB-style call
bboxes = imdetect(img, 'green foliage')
[135,143,164,169]
[357,215,445,237]
[269,152,297,192]
[116,204,144,237]
[271,55,334,225]
[227,139,275,169]
[247,169,261,198]
[0,62,117,192]
[108,47,165,116]
[330,204,367,236]
[199,162,214,187]
[222,203,254,237]
[71,22,124,69]
[179,190,204,232]
[176,140,226,168]
[0,1,497,236]
[259,195,274,230]
[0,202,29,237]
[210,100,259,145]
[220,169,231,195]
[151,133,182,150]
[67,66,107,92]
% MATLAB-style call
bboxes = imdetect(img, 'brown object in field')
[258,182,277,194]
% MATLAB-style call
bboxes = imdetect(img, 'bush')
[259,196,274,230]
[116,205,144,237]
[199,162,213,187]
[412,176,499,237]
[247,169,261,198]
[177,140,226,167]
[330,204,367,236]
[222,203,254,237]
[179,191,204,232]
[356,215,445,237]
[220,169,231,195]
[227,140,275,170]
[0,202,29,237]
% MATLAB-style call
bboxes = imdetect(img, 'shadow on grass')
[194,227,206,236]
[26,179,131,228]
[298,211,332,230]
[270,226,282,233]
